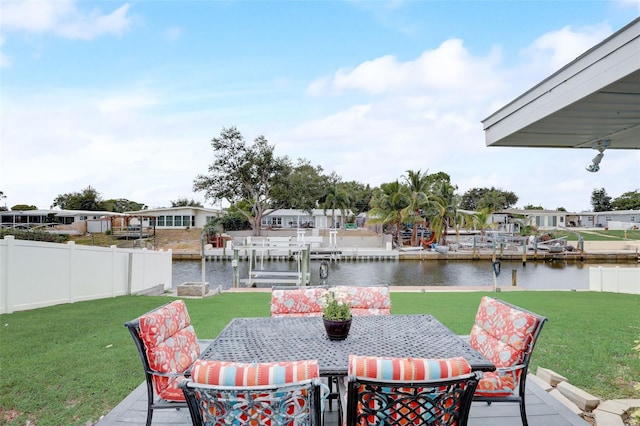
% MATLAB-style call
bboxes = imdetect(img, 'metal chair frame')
[179,378,324,426]
[472,298,548,426]
[124,301,192,426]
[345,372,479,426]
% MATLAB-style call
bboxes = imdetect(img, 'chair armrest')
[146,368,191,379]
[494,363,526,374]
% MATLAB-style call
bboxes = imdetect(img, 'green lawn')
[1,291,639,425]
[553,229,640,241]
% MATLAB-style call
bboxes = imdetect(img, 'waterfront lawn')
[0,291,638,425]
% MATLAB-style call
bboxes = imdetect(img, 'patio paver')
[97,373,589,426]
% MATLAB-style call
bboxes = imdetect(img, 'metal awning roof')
[482,17,640,150]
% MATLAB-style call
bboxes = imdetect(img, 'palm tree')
[368,181,410,249]
[402,169,431,246]
[321,185,352,229]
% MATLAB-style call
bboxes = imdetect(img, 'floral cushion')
[190,359,319,385]
[138,300,200,400]
[270,286,327,317]
[475,370,518,397]
[332,286,391,316]
[469,296,541,398]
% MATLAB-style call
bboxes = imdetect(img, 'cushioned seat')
[180,359,325,425]
[468,296,548,426]
[270,285,328,317]
[344,355,479,426]
[124,300,201,426]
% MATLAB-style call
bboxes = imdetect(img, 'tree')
[51,186,105,210]
[523,204,544,210]
[611,190,640,210]
[338,181,373,215]
[0,191,7,211]
[11,204,37,211]
[102,198,147,212]
[460,187,518,211]
[270,159,327,213]
[170,198,203,208]
[591,188,612,212]
[368,180,409,249]
[320,177,352,228]
[193,126,290,236]
[402,169,431,246]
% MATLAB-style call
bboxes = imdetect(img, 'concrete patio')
[97,372,589,426]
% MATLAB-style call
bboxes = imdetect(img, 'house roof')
[482,17,640,151]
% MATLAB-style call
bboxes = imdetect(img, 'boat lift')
[231,239,312,287]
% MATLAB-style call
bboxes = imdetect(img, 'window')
[157,216,165,226]
[551,216,557,227]
[80,215,87,221]
[184,216,192,227]
[148,218,156,227]
[174,215,182,227]
[165,216,173,226]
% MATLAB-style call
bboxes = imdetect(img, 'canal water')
[172,259,638,291]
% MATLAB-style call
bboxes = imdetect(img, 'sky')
[1,0,639,214]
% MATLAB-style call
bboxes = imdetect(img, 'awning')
[482,17,640,151]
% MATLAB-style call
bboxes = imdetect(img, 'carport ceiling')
[482,17,640,150]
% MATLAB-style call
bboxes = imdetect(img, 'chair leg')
[519,395,528,426]
[145,407,153,426]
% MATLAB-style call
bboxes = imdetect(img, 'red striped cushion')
[191,359,319,386]
[349,355,471,380]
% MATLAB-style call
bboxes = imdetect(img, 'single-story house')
[261,208,355,229]
[493,209,639,231]
[125,206,221,230]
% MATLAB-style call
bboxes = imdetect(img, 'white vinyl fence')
[589,266,640,294]
[0,236,172,314]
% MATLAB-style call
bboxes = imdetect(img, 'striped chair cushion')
[270,287,327,317]
[349,355,471,380]
[191,359,319,386]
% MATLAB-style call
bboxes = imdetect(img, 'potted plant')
[322,290,352,340]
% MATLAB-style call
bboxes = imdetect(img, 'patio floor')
[97,373,589,426]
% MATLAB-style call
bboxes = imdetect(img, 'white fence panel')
[0,236,172,314]
[589,266,640,294]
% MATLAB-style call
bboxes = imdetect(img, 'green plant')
[322,290,352,321]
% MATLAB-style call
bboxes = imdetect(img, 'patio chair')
[270,285,328,317]
[124,300,201,426]
[468,296,548,426]
[331,285,391,316]
[344,355,479,426]
[179,359,326,425]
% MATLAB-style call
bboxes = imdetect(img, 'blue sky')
[1,0,639,212]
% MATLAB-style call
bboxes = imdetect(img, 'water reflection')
[172,259,637,291]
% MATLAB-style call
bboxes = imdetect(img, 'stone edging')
[532,367,639,426]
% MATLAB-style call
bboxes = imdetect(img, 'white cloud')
[311,39,504,99]
[520,23,612,72]
[0,0,132,40]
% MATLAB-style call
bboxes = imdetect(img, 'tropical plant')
[402,169,431,246]
[591,188,612,212]
[320,178,352,229]
[368,180,409,249]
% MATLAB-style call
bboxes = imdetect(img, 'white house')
[126,206,221,229]
[261,208,355,230]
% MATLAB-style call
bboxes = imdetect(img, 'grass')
[553,229,640,241]
[1,291,639,425]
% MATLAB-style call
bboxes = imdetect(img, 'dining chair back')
[124,300,200,426]
[468,296,548,426]
[331,285,391,316]
[179,359,324,426]
[345,355,479,426]
[270,285,328,317]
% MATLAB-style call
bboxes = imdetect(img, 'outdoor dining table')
[200,314,495,376]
